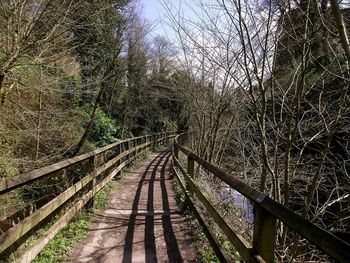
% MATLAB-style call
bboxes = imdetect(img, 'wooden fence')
[0,131,176,262]
[172,134,350,263]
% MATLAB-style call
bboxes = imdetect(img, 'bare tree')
[0,0,80,105]
[163,0,350,261]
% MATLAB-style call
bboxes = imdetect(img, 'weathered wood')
[172,167,233,263]
[115,143,122,178]
[252,205,277,263]
[183,172,252,262]
[15,159,129,263]
[0,156,87,195]
[173,144,179,160]
[0,171,95,254]
[173,156,187,176]
[187,156,194,178]
[174,134,350,263]
[0,132,174,260]
[86,155,97,209]
[261,197,350,263]
[0,137,161,254]
[173,155,192,208]
[172,166,186,194]
[0,132,175,194]
[176,141,264,202]
[96,141,150,176]
[132,139,136,159]
[14,191,94,263]
[0,141,130,194]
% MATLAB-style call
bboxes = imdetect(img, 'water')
[221,187,254,222]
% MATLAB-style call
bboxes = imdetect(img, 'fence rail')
[172,134,350,263]
[0,131,175,262]
[2,131,349,263]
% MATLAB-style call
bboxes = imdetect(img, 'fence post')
[252,205,277,262]
[86,154,97,209]
[167,132,171,144]
[174,144,179,160]
[127,140,131,161]
[62,167,69,190]
[116,143,121,178]
[132,139,136,160]
[187,155,194,178]
[134,138,138,158]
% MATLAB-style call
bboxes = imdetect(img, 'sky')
[138,0,168,37]
[139,0,162,22]
[138,0,199,39]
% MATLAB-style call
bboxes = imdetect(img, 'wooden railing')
[0,131,176,262]
[172,134,350,263]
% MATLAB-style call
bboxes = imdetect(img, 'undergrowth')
[172,168,218,262]
[4,147,162,263]
[172,166,242,263]
[31,183,116,263]
[31,148,154,262]
[121,150,151,174]
[31,212,90,263]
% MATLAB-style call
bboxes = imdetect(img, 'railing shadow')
[160,153,183,262]
[122,148,182,263]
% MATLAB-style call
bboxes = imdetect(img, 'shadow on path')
[160,153,183,263]
[122,148,182,263]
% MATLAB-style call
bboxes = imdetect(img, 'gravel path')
[66,148,198,263]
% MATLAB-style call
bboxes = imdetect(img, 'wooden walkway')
[1,132,348,262]
[66,148,198,263]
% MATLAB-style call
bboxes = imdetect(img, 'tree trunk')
[330,0,350,67]
[0,71,5,105]
[70,88,103,157]
[35,83,43,160]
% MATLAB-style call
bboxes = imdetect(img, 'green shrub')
[0,163,18,178]
[31,183,116,263]
[197,247,219,263]
[31,213,90,263]
[76,106,121,147]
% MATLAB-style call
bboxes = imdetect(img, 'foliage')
[0,163,18,178]
[140,150,151,159]
[76,106,120,147]
[0,0,183,259]
[31,183,116,263]
[94,183,116,210]
[31,213,90,263]
[197,247,219,263]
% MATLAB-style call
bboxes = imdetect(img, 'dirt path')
[66,148,198,263]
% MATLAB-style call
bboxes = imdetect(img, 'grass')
[31,213,90,263]
[28,147,154,262]
[172,171,187,208]
[140,150,151,159]
[196,240,241,263]
[172,169,216,262]
[30,183,116,263]
[172,167,242,263]
[197,246,219,263]
[94,183,115,210]
[121,150,151,175]
[5,147,157,263]
[153,144,166,152]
